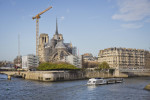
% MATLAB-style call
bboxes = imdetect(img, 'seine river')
[0,74,150,100]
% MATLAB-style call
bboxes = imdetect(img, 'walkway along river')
[0,74,150,100]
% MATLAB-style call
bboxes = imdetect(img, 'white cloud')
[112,0,150,29]
[121,23,143,29]
[112,0,150,21]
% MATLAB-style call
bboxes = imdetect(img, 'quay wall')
[20,71,150,81]
[84,71,128,78]
[85,71,112,78]
[19,71,85,81]
[123,72,150,77]
[23,71,128,81]
[0,70,128,81]
[2,70,150,81]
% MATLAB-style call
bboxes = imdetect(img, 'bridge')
[0,71,25,80]
[115,68,150,77]
[119,68,150,73]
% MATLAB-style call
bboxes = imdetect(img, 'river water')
[0,74,150,100]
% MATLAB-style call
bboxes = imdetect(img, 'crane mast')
[36,19,39,57]
[32,6,52,56]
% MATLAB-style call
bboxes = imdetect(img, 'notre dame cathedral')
[38,19,76,62]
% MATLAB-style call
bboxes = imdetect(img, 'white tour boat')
[87,78,124,85]
[87,78,107,85]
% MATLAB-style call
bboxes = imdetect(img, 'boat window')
[88,81,91,83]
[93,81,96,83]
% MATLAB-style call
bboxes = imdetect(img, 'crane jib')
[32,6,52,19]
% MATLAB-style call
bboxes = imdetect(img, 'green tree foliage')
[37,62,79,71]
[98,61,110,70]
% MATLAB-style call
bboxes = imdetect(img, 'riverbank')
[0,70,129,81]
[144,84,150,90]
[3,70,150,82]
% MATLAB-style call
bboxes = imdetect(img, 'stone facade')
[98,47,150,69]
[38,34,49,62]
[145,51,150,68]
[82,53,98,62]
[38,20,76,63]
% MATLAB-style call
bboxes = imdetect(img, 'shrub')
[37,62,79,71]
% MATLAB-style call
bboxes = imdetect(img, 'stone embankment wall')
[20,71,85,81]
[85,71,113,78]
[84,71,128,78]
[17,70,150,81]
[20,70,128,81]
[132,72,150,77]
[0,70,128,81]
[123,72,150,77]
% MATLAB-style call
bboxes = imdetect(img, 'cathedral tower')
[38,33,49,62]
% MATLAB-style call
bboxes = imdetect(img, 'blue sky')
[0,0,150,61]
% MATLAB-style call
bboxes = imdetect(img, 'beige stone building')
[38,34,49,62]
[98,47,150,69]
[145,51,150,68]
[82,53,98,62]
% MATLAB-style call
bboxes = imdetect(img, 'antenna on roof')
[18,33,20,58]
[17,33,21,68]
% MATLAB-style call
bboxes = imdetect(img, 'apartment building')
[98,48,149,69]
[22,54,39,70]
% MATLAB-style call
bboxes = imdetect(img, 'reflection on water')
[87,85,97,90]
[0,74,150,100]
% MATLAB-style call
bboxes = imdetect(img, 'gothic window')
[42,37,44,43]
[45,37,46,43]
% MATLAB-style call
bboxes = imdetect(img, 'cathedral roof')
[55,41,66,49]
[64,43,72,48]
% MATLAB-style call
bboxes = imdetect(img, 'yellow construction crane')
[32,6,52,56]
